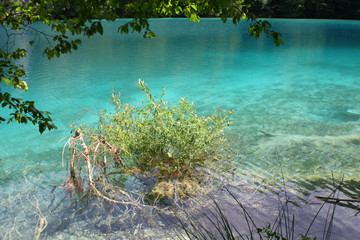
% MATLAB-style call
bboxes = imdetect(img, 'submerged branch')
[316,196,360,203]
[62,130,149,209]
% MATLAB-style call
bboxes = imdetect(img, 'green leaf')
[39,123,46,134]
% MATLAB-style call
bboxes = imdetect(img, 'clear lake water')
[0,18,359,239]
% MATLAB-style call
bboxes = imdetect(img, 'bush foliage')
[93,80,233,183]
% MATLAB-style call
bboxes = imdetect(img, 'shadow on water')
[165,171,360,240]
[0,162,358,239]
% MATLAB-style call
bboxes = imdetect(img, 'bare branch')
[62,131,151,209]
[316,196,360,203]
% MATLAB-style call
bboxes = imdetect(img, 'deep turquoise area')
[0,19,359,239]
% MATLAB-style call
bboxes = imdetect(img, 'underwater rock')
[308,107,360,122]
[346,108,360,115]
[252,132,360,181]
[333,109,360,122]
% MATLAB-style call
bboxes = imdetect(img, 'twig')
[76,133,145,207]
[315,196,360,203]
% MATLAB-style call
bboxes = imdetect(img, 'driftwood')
[315,196,360,203]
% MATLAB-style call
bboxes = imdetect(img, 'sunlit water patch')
[1,19,359,238]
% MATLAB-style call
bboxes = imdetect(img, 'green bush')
[95,80,233,183]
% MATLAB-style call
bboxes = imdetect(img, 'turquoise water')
[1,19,360,238]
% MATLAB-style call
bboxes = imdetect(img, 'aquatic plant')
[63,80,233,201]
[103,80,232,179]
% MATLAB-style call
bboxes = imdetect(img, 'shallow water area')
[0,18,360,238]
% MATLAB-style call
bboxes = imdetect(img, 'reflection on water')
[0,19,359,238]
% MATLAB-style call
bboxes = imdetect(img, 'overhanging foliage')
[0,0,283,133]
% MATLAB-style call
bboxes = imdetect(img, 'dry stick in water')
[64,131,167,215]
[77,133,132,204]
[67,131,148,210]
[70,134,78,179]
[102,139,125,167]
[316,196,360,203]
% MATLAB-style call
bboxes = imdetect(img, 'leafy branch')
[0,92,57,133]
[0,0,283,133]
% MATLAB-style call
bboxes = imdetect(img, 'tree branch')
[316,196,360,203]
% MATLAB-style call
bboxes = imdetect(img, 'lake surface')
[0,19,359,239]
